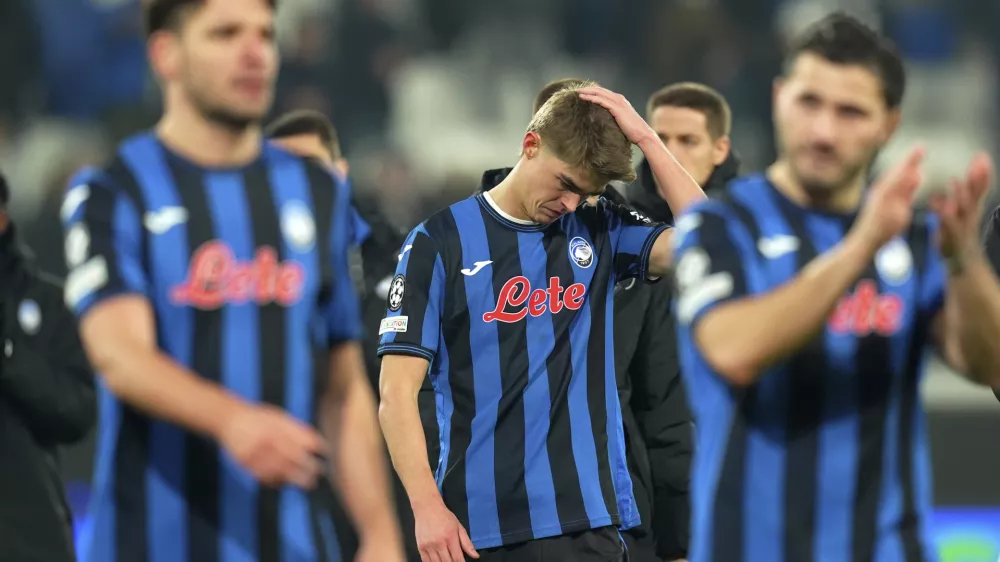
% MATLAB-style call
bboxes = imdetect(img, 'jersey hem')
[470,515,620,550]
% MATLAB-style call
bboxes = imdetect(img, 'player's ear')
[712,135,731,166]
[148,31,182,81]
[522,132,541,159]
[882,108,902,144]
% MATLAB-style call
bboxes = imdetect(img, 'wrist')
[841,229,881,263]
[358,512,402,542]
[945,243,985,277]
[209,393,250,441]
[636,133,662,154]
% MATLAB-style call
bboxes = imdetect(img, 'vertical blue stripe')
[876,237,919,561]
[805,215,860,562]
[449,200,502,542]
[561,225,608,526]
[730,184,796,562]
[81,387,122,562]
[515,231,559,535]
[119,134,189,562]
[264,149,321,562]
[318,512,343,562]
[203,171,260,562]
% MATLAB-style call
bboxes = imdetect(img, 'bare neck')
[766,160,865,214]
[156,108,262,168]
[488,162,533,222]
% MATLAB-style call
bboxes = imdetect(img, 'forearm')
[323,373,400,540]
[944,252,1000,385]
[97,346,244,439]
[695,232,873,385]
[378,389,442,510]
[637,136,707,215]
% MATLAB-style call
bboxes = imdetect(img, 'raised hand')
[851,146,926,252]
[929,151,995,266]
[578,86,657,146]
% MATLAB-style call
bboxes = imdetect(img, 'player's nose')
[560,193,581,214]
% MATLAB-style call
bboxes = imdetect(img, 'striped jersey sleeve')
[376,225,445,363]
[61,168,149,318]
[602,199,670,281]
[322,174,364,344]
[672,202,752,328]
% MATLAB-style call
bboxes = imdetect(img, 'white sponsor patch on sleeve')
[676,272,734,325]
[379,315,409,335]
[65,256,109,308]
[61,184,91,222]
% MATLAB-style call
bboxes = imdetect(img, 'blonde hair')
[527,82,636,186]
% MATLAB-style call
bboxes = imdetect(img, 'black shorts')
[473,526,626,562]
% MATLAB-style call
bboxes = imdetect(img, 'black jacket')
[0,227,96,562]
[980,206,1000,403]
[625,149,742,225]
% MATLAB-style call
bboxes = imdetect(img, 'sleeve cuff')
[377,343,436,363]
[638,224,671,283]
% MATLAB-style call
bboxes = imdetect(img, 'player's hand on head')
[854,146,926,251]
[412,498,479,562]
[929,151,995,263]
[219,403,326,489]
[578,86,657,146]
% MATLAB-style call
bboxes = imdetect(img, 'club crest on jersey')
[829,280,903,336]
[483,276,586,323]
[568,237,594,269]
[170,241,305,309]
[387,274,405,311]
[281,200,316,252]
[875,238,912,285]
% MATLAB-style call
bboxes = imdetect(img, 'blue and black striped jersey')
[673,174,944,562]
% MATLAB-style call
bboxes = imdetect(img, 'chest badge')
[568,237,594,269]
[281,200,316,252]
[18,299,41,335]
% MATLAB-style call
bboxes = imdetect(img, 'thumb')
[458,525,479,558]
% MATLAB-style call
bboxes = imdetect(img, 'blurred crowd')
[0,0,998,281]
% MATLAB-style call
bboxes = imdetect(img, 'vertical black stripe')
[425,211,472,529]
[775,204,823,562]
[102,162,152,562]
[167,156,222,562]
[479,206,532,537]
[540,229,589,533]
[897,221,930,562]
[308,491,330,562]
[705,200,761,562]
[581,222,618,522]
[242,162,286,561]
[709,389,752,562]
[849,206,895,562]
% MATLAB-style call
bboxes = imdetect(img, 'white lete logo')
[144,207,189,234]
[461,260,492,276]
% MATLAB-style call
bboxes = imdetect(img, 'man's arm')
[675,206,876,386]
[637,134,708,220]
[322,341,402,544]
[0,278,96,444]
[628,281,691,561]
[932,251,1000,386]
[378,355,441,511]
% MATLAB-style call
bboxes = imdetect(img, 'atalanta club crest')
[568,237,594,269]
[388,274,405,311]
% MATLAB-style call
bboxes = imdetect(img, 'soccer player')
[60,1,404,561]
[628,82,740,219]
[672,13,1000,562]
[526,78,695,562]
[378,81,705,562]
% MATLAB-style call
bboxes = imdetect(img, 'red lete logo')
[483,276,586,323]
[170,241,305,309]
[828,279,903,336]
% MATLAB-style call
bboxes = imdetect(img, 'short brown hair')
[646,82,732,139]
[533,78,588,114]
[265,110,342,160]
[144,0,277,37]
[528,82,636,186]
